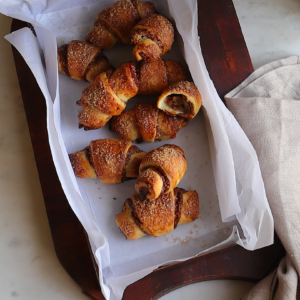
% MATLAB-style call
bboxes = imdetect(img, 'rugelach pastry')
[130,14,174,61]
[86,0,156,50]
[77,62,139,130]
[135,144,187,200]
[110,103,188,143]
[137,58,186,95]
[69,139,146,184]
[157,81,202,120]
[57,40,112,82]
[115,188,199,240]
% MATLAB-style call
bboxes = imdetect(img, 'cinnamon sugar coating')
[57,40,112,81]
[86,0,156,50]
[115,189,199,240]
[68,139,146,184]
[111,103,187,143]
[135,144,187,200]
[77,63,139,130]
[130,14,174,61]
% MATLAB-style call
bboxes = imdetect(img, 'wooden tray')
[11,0,285,299]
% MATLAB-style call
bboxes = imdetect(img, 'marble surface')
[0,0,299,299]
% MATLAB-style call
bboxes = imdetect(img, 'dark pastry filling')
[139,187,149,201]
[166,94,190,114]
[122,145,142,181]
[174,188,185,228]
[138,166,171,200]
[129,63,140,88]
[83,146,96,171]
[127,198,148,235]
[58,44,69,76]
[132,29,163,51]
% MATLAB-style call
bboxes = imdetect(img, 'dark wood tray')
[11,0,285,299]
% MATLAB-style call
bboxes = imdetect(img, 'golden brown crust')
[111,103,187,142]
[86,0,156,50]
[164,60,187,85]
[136,1,156,18]
[85,51,114,82]
[77,64,138,130]
[68,149,97,178]
[97,0,140,43]
[78,105,112,130]
[57,40,112,81]
[137,58,168,95]
[130,191,175,236]
[69,139,146,184]
[130,14,174,61]
[157,81,202,120]
[109,62,139,102]
[115,200,146,240]
[126,151,147,178]
[156,111,188,141]
[89,139,132,184]
[111,109,141,141]
[136,144,187,200]
[134,103,159,143]
[178,190,199,224]
[115,188,199,240]
[86,19,118,50]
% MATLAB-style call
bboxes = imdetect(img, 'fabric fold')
[225,56,300,300]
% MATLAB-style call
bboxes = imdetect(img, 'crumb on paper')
[193,224,198,228]
[113,197,117,200]
[173,236,200,245]
[99,197,102,199]
[190,230,193,234]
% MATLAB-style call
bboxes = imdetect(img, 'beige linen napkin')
[225,56,300,299]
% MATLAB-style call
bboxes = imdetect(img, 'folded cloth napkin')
[225,56,300,300]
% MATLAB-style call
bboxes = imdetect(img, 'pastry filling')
[174,188,185,228]
[166,94,190,115]
[58,44,70,76]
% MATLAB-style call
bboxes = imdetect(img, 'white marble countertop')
[0,1,299,299]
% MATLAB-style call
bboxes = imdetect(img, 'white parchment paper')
[1,0,274,299]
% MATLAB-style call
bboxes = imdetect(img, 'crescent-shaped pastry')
[86,0,156,50]
[135,144,187,201]
[110,103,188,143]
[69,139,147,184]
[130,14,174,61]
[137,58,187,95]
[157,81,202,120]
[57,40,112,82]
[115,188,199,240]
[77,62,139,130]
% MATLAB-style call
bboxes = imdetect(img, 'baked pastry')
[86,0,156,50]
[115,188,199,240]
[110,103,188,143]
[69,139,147,184]
[77,62,139,130]
[157,81,202,120]
[57,40,112,82]
[135,144,187,200]
[137,58,187,95]
[130,14,174,61]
